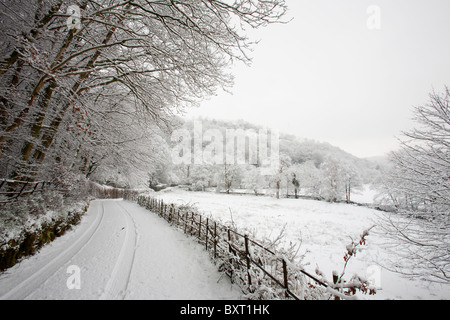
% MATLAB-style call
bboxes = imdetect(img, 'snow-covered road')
[0,200,241,300]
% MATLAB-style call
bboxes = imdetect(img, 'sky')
[185,0,450,158]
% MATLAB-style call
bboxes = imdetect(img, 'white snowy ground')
[0,200,241,300]
[155,188,450,300]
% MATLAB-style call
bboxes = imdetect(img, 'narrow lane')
[0,200,240,300]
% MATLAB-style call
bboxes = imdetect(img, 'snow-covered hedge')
[0,191,89,271]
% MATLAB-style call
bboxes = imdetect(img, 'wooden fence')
[1,179,356,299]
[134,195,331,300]
[0,179,50,204]
[0,178,352,299]
[0,179,140,205]
[87,182,142,201]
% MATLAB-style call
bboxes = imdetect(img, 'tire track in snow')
[100,201,137,300]
[0,201,105,300]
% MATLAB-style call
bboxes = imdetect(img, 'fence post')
[205,218,209,251]
[190,212,195,235]
[333,272,340,300]
[227,229,232,254]
[16,182,28,199]
[244,235,252,288]
[227,228,234,279]
[214,222,217,259]
[198,215,202,239]
[30,182,40,195]
[282,259,289,298]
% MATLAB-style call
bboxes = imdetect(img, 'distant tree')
[292,173,300,199]
[189,165,214,191]
[222,161,231,194]
[341,160,363,203]
[289,161,322,198]
[148,161,171,189]
[320,157,344,202]
[214,162,243,194]
[242,165,266,195]
[271,153,291,199]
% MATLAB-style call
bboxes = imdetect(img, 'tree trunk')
[20,81,57,163]
[0,0,63,77]
[276,180,280,199]
[224,162,229,194]
[30,23,120,169]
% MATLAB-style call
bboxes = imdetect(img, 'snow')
[0,200,241,300]
[154,188,450,300]
[1,191,447,300]
[349,184,379,204]
[0,197,87,249]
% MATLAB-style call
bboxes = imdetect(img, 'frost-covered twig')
[314,226,377,298]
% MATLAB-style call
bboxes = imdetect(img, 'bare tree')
[272,152,291,199]
[381,87,449,284]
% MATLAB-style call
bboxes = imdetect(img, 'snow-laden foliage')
[0,175,90,241]
[165,118,379,202]
[313,227,377,298]
[378,87,450,284]
[0,186,89,271]
[0,0,287,187]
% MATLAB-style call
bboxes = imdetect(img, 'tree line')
[147,118,383,203]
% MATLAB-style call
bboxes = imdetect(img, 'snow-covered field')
[0,200,240,300]
[155,188,449,300]
[1,192,447,300]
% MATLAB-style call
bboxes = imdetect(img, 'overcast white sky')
[185,0,450,158]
